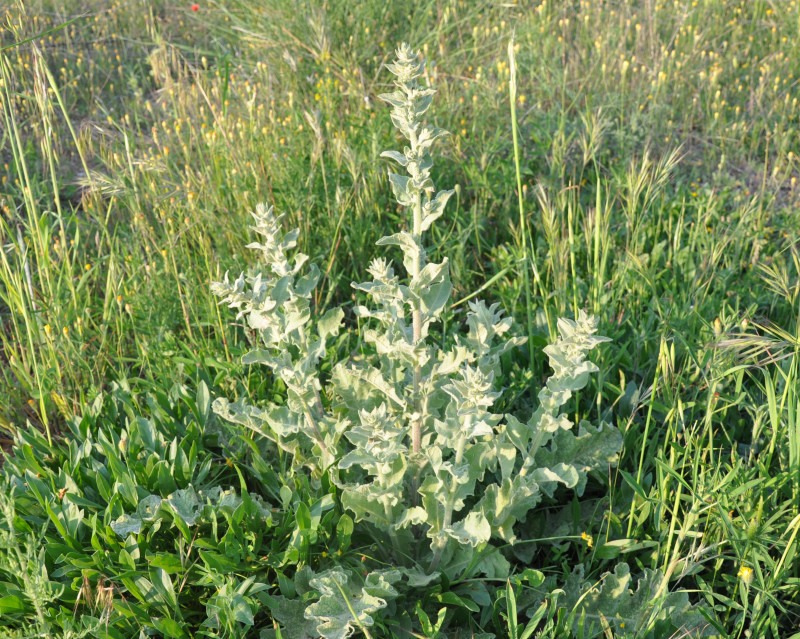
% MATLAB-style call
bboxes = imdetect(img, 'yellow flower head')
[737,565,754,585]
[581,532,594,548]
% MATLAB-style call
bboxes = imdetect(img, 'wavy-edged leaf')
[564,563,711,637]
[110,514,142,537]
[137,495,163,522]
[386,172,415,207]
[264,595,319,639]
[305,568,399,639]
[533,421,622,496]
[167,487,201,526]
[447,511,491,547]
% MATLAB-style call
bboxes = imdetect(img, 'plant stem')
[410,133,424,456]
[508,38,536,383]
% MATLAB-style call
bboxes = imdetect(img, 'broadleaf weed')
[213,43,632,638]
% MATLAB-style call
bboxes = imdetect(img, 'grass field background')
[1,0,800,637]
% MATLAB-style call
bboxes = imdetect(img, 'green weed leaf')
[167,487,201,526]
[305,568,400,639]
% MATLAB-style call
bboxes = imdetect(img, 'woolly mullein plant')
[212,43,621,638]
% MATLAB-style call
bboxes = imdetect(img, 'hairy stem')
[411,218,423,455]
[410,126,424,456]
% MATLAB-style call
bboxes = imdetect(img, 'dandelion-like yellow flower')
[581,532,594,548]
[737,565,754,585]
[44,324,52,337]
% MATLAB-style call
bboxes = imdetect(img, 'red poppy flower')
[191,3,199,11]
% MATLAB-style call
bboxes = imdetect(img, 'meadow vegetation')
[1,0,800,637]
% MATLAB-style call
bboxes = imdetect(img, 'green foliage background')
[1,0,800,637]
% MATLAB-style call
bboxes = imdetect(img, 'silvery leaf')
[395,507,427,529]
[305,568,397,639]
[531,464,580,497]
[376,231,421,276]
[563,563,709,637]
[380,150,408,166]
[401,566,440,587]
[534,421,622,496]
[212,397,273,440]
[136,495,162,522]
[377,91,406,107]
[447,511,491,547]
[167,487,201,526]
[110,514,142,537]
[264,595,320,639]
[420,189,453,232]
[318,307,344,341]
[413,91,435,116]
[479,476,542,543]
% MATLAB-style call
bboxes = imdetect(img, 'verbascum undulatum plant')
[213,43,622,637]
[211,208,346,472]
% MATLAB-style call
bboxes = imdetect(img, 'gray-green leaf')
[110,514,142,537]
[305,568,398,639]
[167,487,201,526]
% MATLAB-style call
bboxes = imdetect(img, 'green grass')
[1,0,800,636]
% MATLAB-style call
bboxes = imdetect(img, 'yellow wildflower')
[737,565,754,586]
[581,532,594,548]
